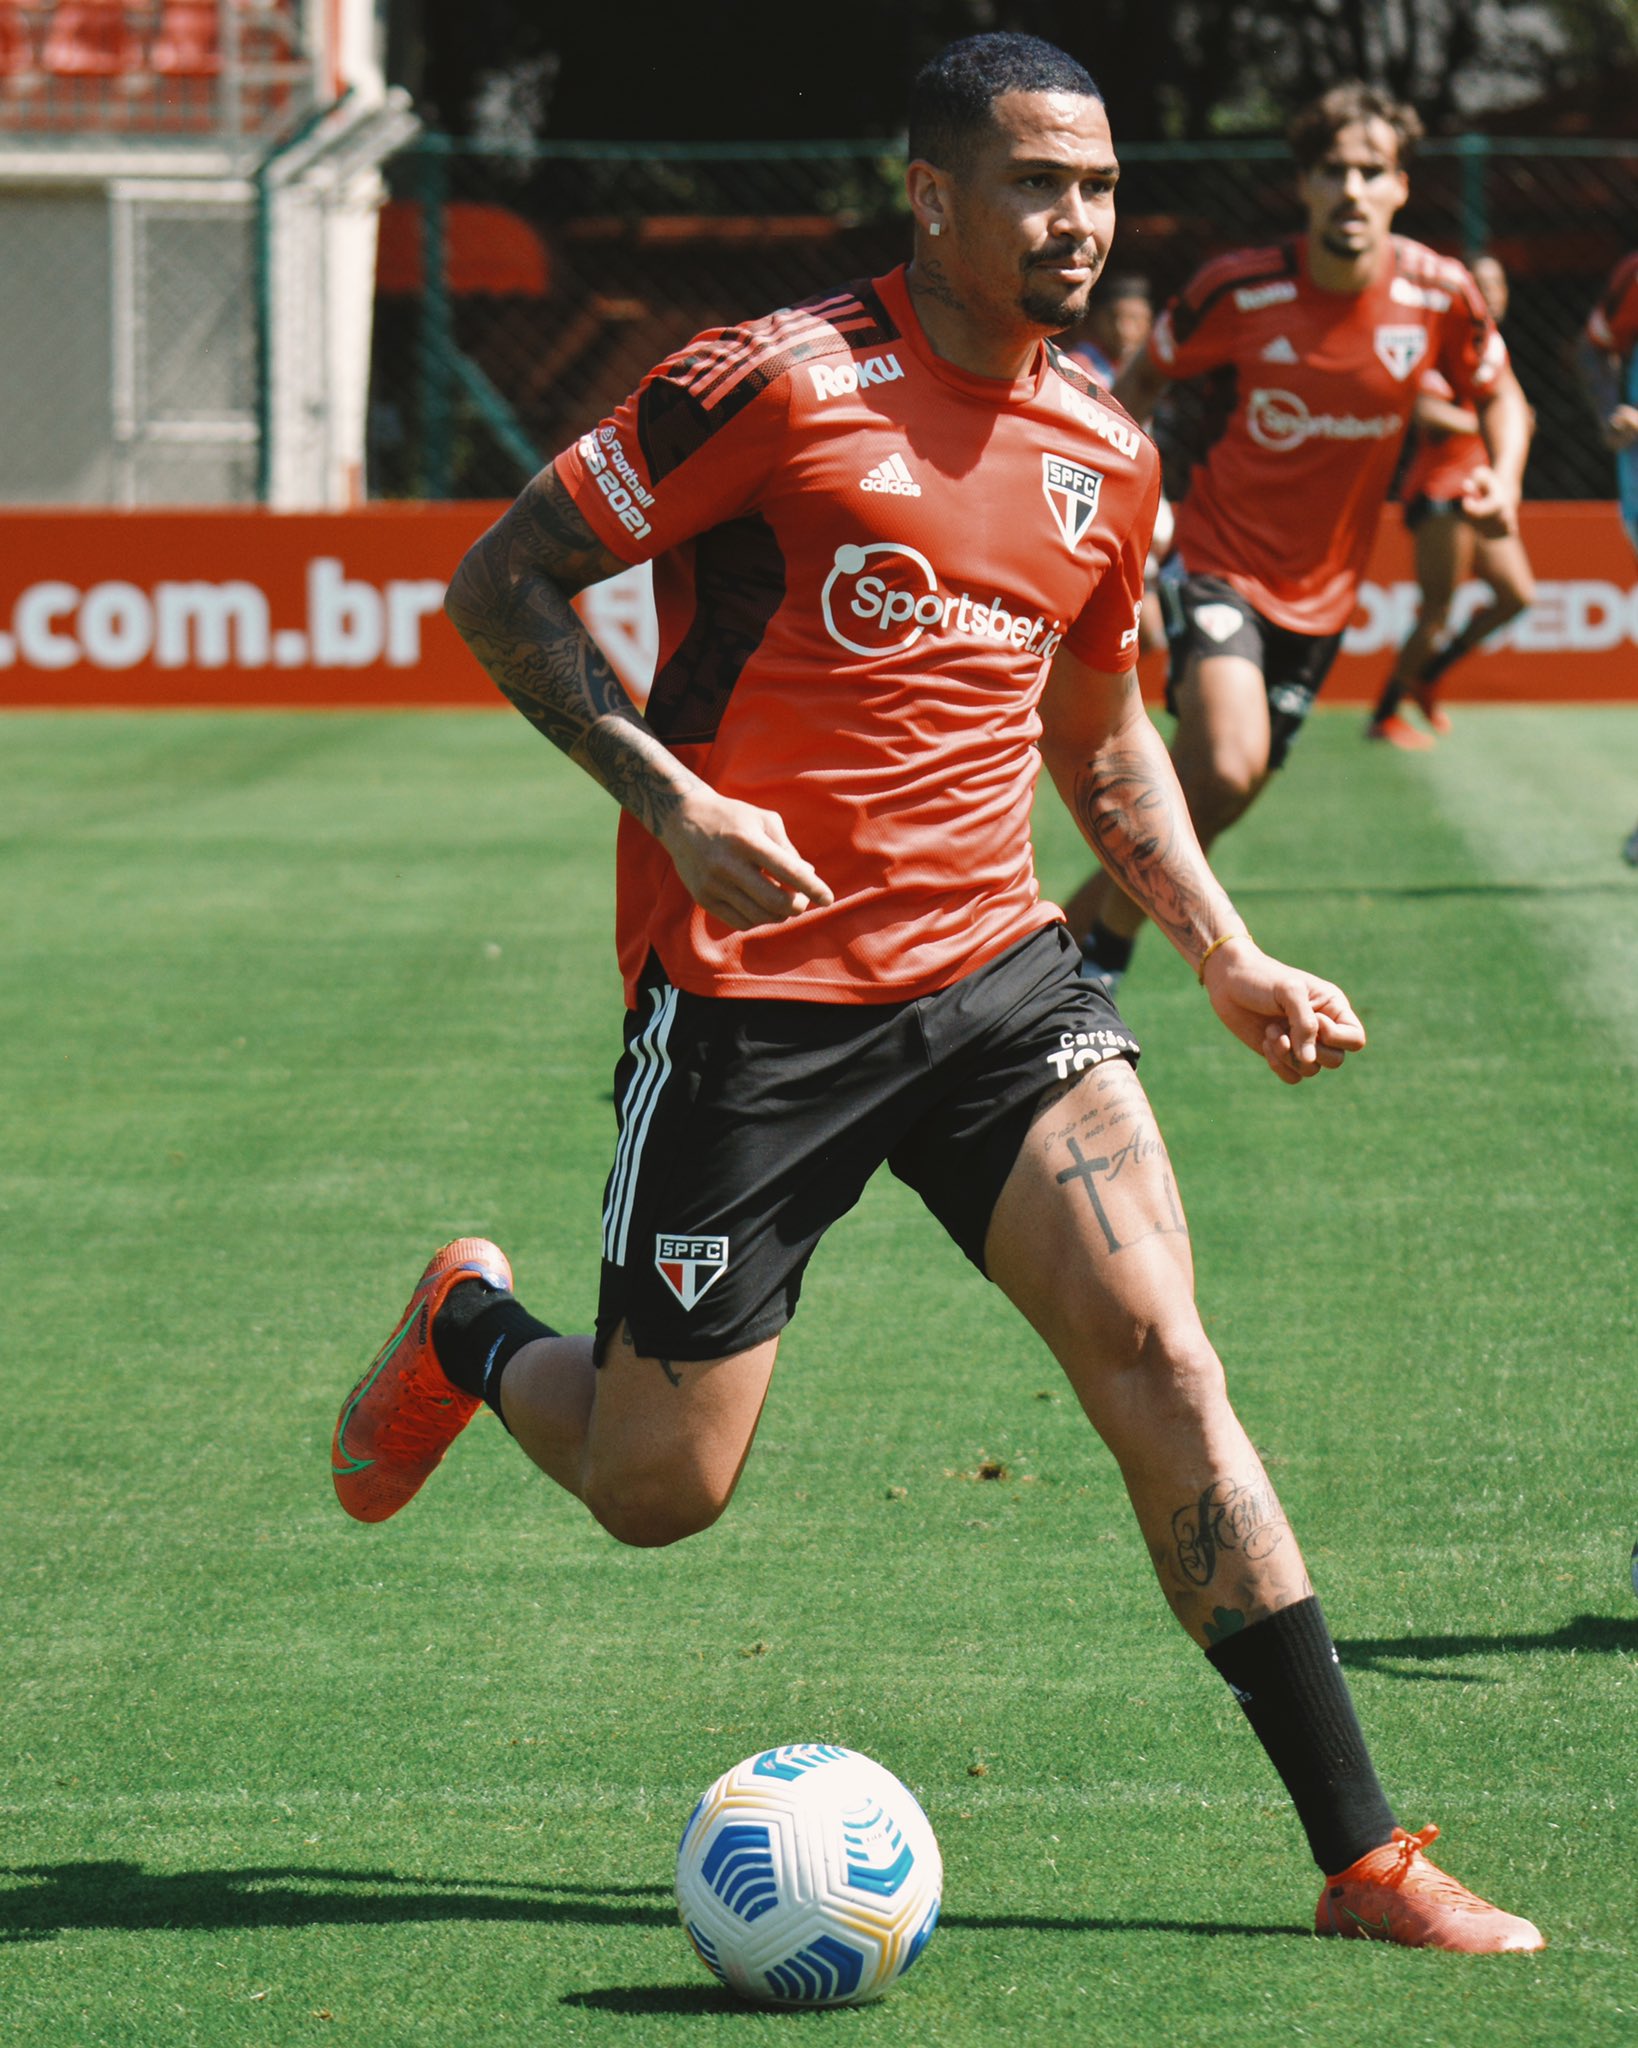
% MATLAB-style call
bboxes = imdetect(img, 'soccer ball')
[675,1743,942,2005]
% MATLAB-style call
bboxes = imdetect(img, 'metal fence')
[369,133,1638,506]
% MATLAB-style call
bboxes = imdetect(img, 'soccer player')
[1067,83,1532,995]
[1574,249,1638,863]
[332,35,1542,1953]
[1368,254,1537,747]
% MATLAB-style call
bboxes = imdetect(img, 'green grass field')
[3,705,1634,2047]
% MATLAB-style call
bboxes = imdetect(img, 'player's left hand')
[1460,464,1519,539]
[1202,940,1366,1086]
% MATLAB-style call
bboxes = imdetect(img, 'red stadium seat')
[41,0,145,76]
[149,0,221,76]
[0,5,38,77]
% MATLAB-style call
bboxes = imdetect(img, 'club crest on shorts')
[655,1233,730,1310]
[1373,324,1429,381]
[1041,453,1104,551]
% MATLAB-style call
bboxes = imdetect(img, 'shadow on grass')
[1336,1612,1638,1681]
[564,1915,1310,2014]
[1,1862,1309,1954]
[565,1987,844,2018]
[0,1862,673,1945]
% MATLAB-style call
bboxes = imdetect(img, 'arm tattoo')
[1073,742,1217,954]
[444,469,682,833]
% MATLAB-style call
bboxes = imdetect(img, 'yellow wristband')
[1196,929,1250,984]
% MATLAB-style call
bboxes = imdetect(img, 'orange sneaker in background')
[1316,1824,1544,1952]
[1365,712,1436,751]
[332,1237,513,1524]
[1412,683,1454,735]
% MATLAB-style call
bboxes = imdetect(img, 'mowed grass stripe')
[1418,704,1638,1053]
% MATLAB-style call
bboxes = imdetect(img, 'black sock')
[1205,1596,1397,1875]
[1372,671,1407,721]
[1082,920,1135,974]
[433,1280,558,1433]
[1419,638,1461,689]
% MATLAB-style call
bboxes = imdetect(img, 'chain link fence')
[368,133,1638,506]
[1,114,1633,506]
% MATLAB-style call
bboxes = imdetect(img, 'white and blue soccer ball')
[676,1743,942,2006]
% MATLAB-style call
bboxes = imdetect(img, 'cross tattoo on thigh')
[1056,1136,1124,1254]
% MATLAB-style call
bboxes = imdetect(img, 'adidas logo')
[1261,334,1299,363]
[860,452,922,496]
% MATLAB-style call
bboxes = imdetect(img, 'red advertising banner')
[0,501,1633,709]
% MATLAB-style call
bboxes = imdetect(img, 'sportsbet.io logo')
[820,542,1064,662]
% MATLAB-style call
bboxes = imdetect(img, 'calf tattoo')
[1171,1478,1291,1587]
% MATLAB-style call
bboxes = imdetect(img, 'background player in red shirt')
[332,35,1541,1954]
[1068,83,1532,994]
[1575,249,1638,862]
[1368,253,1537,747]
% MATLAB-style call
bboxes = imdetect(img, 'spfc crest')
[1042,453,1104,551]
[655,1232,729,1310]
[1373,324,1429,381]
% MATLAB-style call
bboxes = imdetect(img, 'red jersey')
[1400,368,1485,504]
[1586,251,1638,361]
[1149,235,1507,632]
[556,265,1161,1007]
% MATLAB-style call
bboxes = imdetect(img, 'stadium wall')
[0,502,1634,709]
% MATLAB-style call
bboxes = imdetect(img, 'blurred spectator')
[1066,272,1154,389]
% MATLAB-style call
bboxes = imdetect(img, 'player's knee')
[582,1470,728,1548]
[1494,578,1533,621]
[1106,1321,1228,1434]
[1189,756,1265,831]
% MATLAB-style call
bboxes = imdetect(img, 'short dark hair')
[908,32,1101,174]
[1288,82,1423,170]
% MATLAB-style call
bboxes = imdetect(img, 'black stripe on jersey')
[1169,242,1299,348]
[1044,340,1142,422]
[643,511,786,745]
[636,280,900,486]
[1397,245,1495,377]
[1185,363,1241,484]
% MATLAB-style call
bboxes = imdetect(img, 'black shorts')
[1160,568,1344,770]
[594,923,1141,1364]
[1403,493,1466,532]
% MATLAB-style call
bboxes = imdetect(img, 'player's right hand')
[660,790,833,932]
[1202,940,1366,1086]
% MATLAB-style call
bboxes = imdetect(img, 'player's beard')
[1019,260,1096,332]
[1020,280,1090,328]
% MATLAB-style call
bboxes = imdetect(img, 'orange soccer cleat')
[331,1237,513,1523]
[1411,683,1454,735]
[1365,711,1436,751]
[1315,1824,1545,1953]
